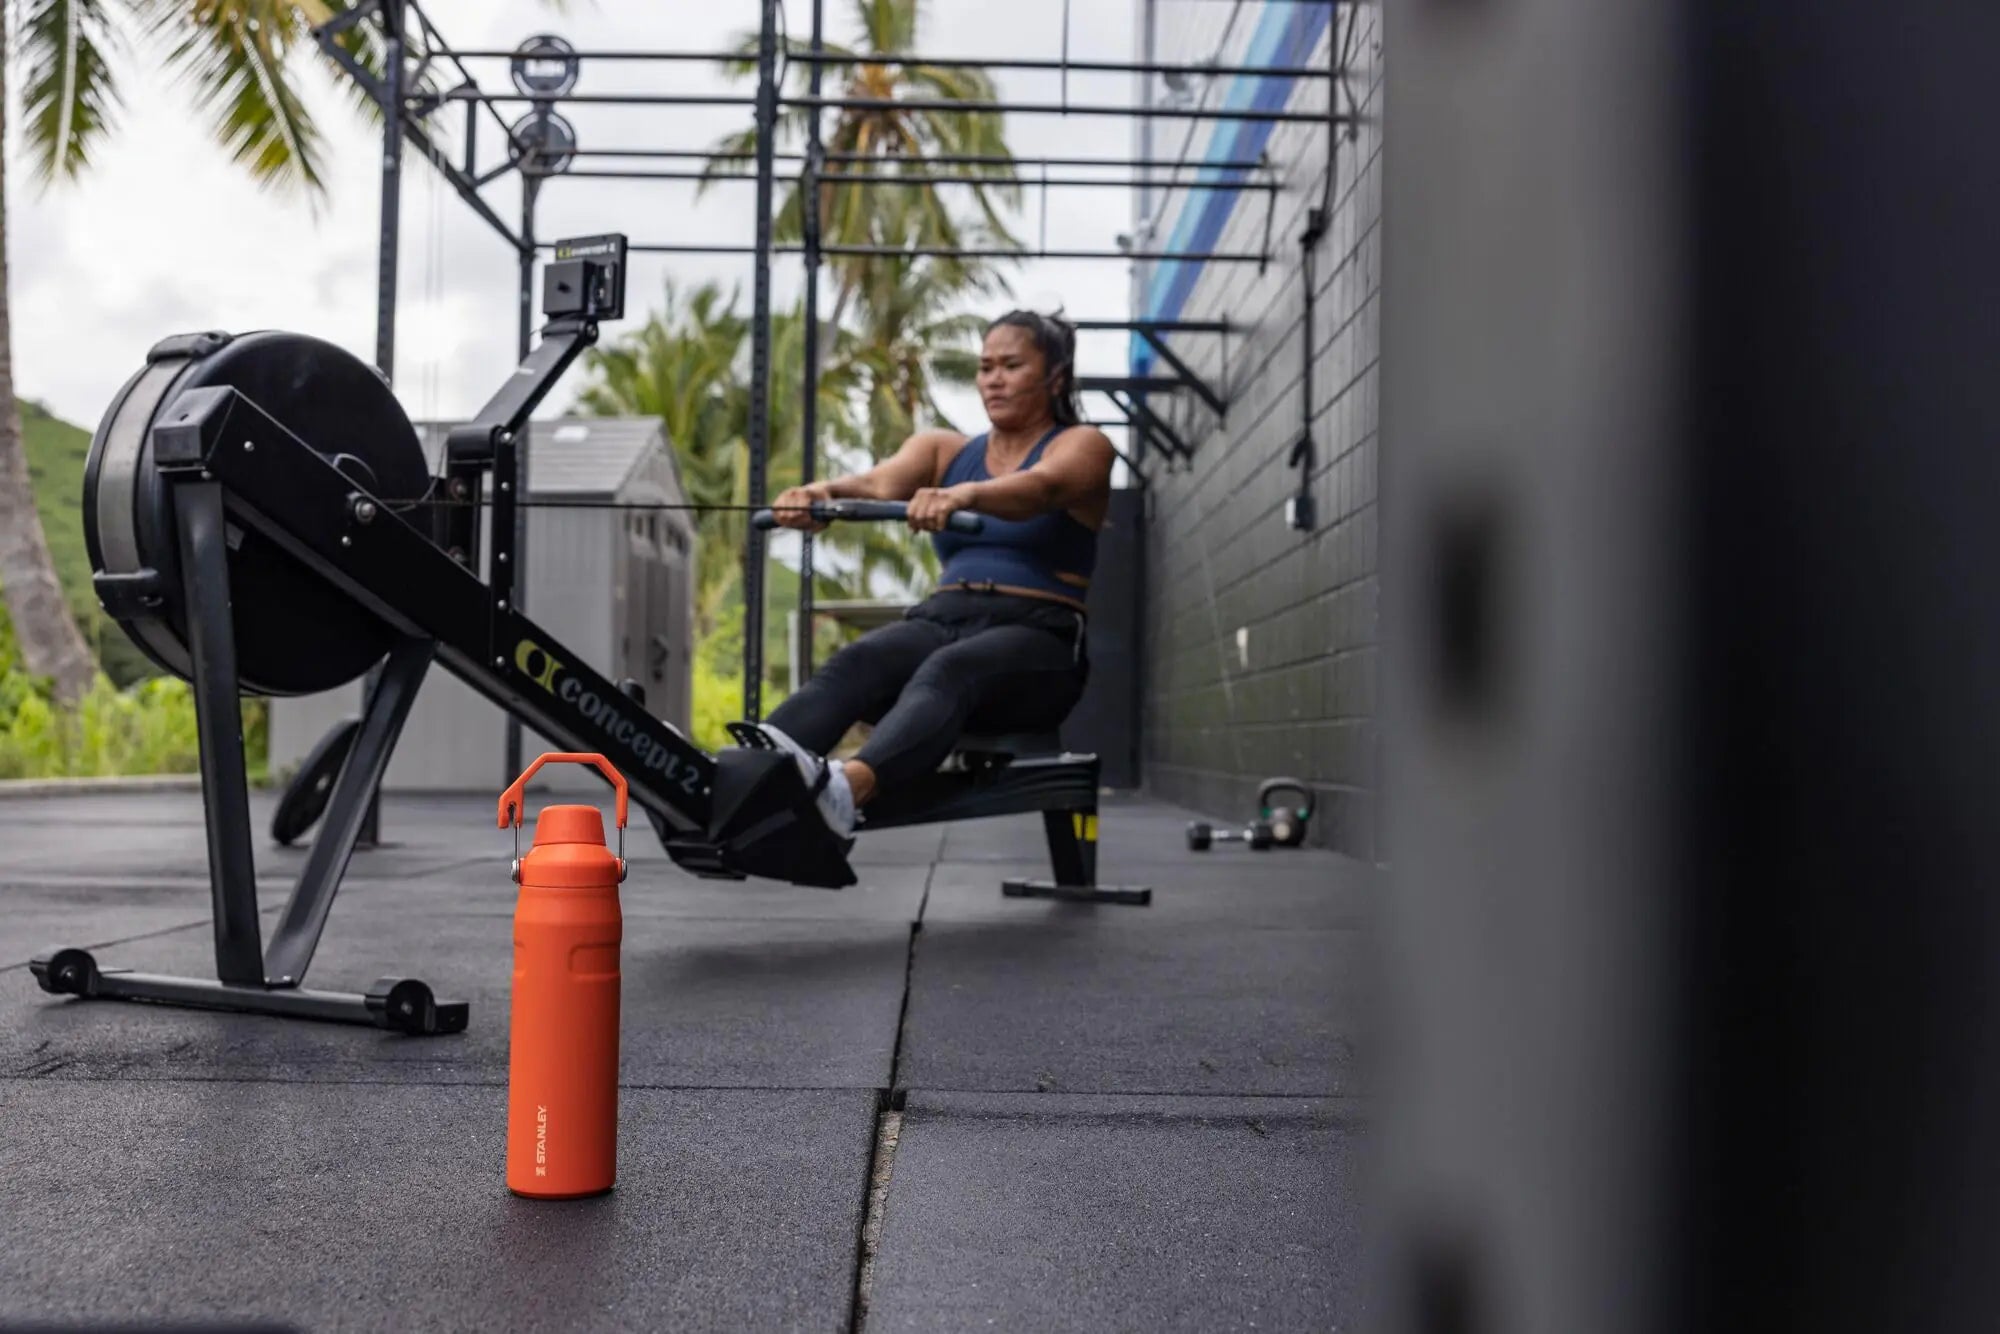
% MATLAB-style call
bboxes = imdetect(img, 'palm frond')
[929,349,980,386]
[857,0,921,54]
[157,0,328,196]
[19,0,123,183]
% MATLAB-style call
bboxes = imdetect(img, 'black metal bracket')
[1071,320,1231,470]
[1287,202,1334,534]
[1335,0,1363,144]
[1258,153,1281,276]
[1134,328,1227,420]
[1095,385,1193,470]
[310,1,530,254]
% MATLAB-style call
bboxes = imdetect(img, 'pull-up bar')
[821,151,1272,173]
[786,52,1337,80]
[835,172,1276,192]
[593,169,1275,192]
[435,88,1340,125]
[445,48,747,64]
[786,95,1345,124]
[574,149,806,163]
[563,242,1271,264]
[441,52,1334,81]
[443,90,756,107]
[570,149,1272,175]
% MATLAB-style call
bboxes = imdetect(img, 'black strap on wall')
[1286,2,1361,534]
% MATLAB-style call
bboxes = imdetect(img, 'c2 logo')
[515,639,563,693]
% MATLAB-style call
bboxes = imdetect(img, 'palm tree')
[704,0,1023,337]
[842,192,1002,458]
[2,0,381,702]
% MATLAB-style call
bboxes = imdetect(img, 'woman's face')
[978,324,1055,431]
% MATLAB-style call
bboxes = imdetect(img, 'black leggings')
[764,589,1090,792]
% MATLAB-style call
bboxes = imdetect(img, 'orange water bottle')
[498,753,628,1199]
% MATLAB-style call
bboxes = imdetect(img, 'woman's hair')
[985,309,1081,426]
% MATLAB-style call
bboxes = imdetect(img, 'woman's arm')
[770,430,964,528]
[819,430,963,500]
[906,427,1115,529]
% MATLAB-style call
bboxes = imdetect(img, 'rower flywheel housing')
[83,330,431,695]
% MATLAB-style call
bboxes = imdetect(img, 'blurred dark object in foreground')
[1381,2,2000,1332]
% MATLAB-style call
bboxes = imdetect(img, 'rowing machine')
[32,230,1145,1034]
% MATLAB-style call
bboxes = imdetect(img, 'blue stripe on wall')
[1133,2,1336,372]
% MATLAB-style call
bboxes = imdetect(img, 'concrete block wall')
[1134,1,1384,858]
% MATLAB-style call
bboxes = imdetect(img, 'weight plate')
[270,716,361,846]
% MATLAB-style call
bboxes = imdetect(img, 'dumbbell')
[1185,820,1274,853]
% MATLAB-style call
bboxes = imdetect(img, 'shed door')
[649,527,692,730]
[620,513,655,691]
[647,544,676,694]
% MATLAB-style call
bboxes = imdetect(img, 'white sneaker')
[754,723,857,839]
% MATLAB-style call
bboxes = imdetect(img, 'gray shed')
[269,416,697,792]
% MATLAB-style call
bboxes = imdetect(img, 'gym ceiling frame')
[311,0,1353,743]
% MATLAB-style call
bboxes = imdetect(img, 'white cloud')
[14,0,1152,454]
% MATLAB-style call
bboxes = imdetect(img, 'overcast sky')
[14,0,1160,444]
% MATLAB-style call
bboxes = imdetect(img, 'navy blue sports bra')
[932,427,1098,604]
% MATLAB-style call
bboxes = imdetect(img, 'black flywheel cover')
[83,330,430,696]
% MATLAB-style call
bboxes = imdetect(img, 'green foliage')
[688,649,740,755]
[0,580,266,782]
[689,600,791,753]
[19,0,123,183]
[0,633,267,783]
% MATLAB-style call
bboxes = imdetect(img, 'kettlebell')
[1256,777,1315,849]
[499,752,629,1200]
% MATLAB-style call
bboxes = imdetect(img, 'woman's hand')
[771,482,834,531]
[906,483,982,533]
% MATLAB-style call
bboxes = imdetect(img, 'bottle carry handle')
[499,753,630,882]
[499,752,630,830]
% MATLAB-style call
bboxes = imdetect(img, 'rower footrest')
[707,734,857,889]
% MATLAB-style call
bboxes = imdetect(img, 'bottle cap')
[532,804,605,848]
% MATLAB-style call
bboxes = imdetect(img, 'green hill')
[19,400,154,685]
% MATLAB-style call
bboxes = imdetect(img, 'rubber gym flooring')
[0,789,1373,1332]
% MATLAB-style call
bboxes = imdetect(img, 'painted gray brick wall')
[1135,2,1383,859]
